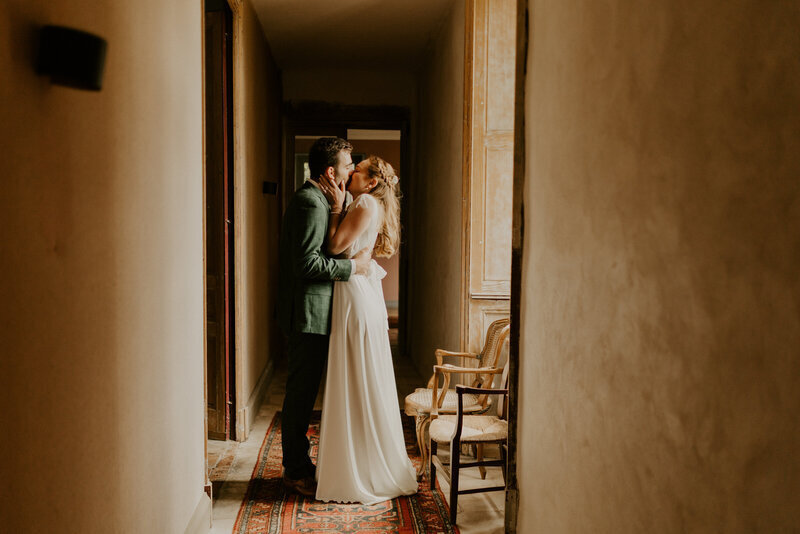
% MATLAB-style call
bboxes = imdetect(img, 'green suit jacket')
[277,181,352,335]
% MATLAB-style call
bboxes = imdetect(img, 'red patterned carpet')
[233,411,459,534]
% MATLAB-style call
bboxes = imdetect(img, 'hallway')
[2,0,799,532]
[207,352,506,533]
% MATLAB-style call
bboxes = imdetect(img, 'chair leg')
[415,415,430,479]
[429,440,438,490]
[477,443,486,480]
[449,438,460,525]
[500,442,508,484]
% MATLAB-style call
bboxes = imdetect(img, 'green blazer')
[277,181,352,335]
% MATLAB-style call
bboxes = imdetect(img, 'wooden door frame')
[459,0,528,530]
[201,0,245,474]
[224,0,248,443]
[281,102,412,358]
[460,0,474,353]
[460,0,517,357]
[201,0,209,496]
[506,0,528,531]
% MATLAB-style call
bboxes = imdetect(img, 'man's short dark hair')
[308,137,353,179]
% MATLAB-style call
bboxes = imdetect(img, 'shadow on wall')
[1,1,206,531]
[2,5,125,529]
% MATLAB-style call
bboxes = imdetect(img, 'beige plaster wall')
[0,1,207,532]
[238,0,282,426]
[407,0,465,377]
[517,1,800,531]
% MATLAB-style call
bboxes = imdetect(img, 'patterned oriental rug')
[233,411,459,534]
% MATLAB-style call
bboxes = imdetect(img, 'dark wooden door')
[204,4,235,441]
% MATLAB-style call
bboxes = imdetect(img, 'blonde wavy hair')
[365,155,401,258]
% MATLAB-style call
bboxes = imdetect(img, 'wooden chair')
[428,361,510,524]
[403,318,510,478]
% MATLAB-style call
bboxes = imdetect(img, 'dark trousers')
[281,330,328,480]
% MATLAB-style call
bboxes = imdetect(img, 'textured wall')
[517,0,800,531]
[0,1,206,532]
[408,0,465,378]
[238,0,282,426]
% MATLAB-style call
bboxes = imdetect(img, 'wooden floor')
[208,331,506,533]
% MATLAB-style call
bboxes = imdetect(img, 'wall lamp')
[37,26,107,91]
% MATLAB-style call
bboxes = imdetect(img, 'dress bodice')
[344,193,382,259]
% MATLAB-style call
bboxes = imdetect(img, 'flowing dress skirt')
[315,264,418,504]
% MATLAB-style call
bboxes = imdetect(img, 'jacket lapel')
[303,180,329,208]
[303,179,352,210]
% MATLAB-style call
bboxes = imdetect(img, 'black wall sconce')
[37,26,107,91]
[263,181,278,195]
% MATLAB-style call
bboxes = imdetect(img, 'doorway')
[282,104,411,357]
[204,0,236,441]
[347,129,403,342]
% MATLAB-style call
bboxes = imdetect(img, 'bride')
[312,155,418,504]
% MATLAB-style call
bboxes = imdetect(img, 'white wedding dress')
[315,193,418,504]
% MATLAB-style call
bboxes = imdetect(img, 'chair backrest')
[497,359,510,420]
[472,318,511,406]
[477,317,510,370]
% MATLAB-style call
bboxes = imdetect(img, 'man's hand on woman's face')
[318,176,346,211]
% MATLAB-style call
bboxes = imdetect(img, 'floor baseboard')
[183,492,212,534]
[243,359,275,438]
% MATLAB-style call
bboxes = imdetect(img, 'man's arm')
[317,177,372,256]
[293,200,352,281]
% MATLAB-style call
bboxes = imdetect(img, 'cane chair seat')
[404,388,482,416]
[429,415,508,443]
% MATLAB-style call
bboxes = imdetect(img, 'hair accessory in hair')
[387,174,399,186]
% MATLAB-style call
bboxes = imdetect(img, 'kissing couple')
[276,137,418,504]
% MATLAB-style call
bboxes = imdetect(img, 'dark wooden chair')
[428,362,509,524]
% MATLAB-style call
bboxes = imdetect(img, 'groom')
[277,137,371,497]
